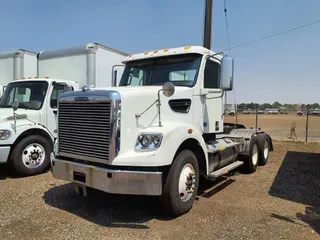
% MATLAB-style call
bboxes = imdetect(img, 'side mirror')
[220,57,234,91]
[112,65,125,87]
[12,101,19,111]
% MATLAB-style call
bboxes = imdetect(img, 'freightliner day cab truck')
[0,43,128,176]
[0,49,37,100]
[50,46,273,217]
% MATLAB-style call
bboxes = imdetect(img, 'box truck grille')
[58,101,111,162]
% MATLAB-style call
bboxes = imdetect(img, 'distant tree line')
[236,102,320,111]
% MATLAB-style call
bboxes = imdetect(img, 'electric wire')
[220,19,320,52]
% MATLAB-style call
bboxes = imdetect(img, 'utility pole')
[203,0,213,49]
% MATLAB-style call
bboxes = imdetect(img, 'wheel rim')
[22,143,46,169]
[178,163,196,202]
[263,140,269,159]
[252,144,258,165]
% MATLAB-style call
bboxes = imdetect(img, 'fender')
[12,124,55,148]
[113,122,208,170]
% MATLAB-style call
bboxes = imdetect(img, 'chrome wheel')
[22,143,46,169]
[178,163,196,202]
[263,140,269,159]
[252,144,258,166]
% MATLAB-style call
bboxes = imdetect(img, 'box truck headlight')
[0,130,11,140]
[135,133,163,151]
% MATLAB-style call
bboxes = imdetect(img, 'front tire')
[160,150,199,217]
[9,135,52,177]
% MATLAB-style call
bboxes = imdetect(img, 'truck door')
[47,83,74,138]
[201,58,224,133]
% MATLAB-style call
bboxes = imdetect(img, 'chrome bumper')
[0,146,10,163]
[50,155,163,196]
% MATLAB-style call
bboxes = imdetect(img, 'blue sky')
[0,0,319,104]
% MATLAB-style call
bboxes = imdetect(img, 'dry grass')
[225,114,320,142]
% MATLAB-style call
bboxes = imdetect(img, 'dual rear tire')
[242,133,270,173]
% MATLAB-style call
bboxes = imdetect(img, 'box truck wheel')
[9,135,52,176]
[159,150,199,217]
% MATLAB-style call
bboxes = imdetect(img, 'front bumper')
[50,155,163,196]
[0,146,10,163]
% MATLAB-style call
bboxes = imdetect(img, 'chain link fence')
[224,104,320,142]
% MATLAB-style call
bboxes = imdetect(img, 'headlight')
[0,130,11,140]
[135,133,163,151]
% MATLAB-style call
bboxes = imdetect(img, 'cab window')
[50,83,73,108]
[204,60,220,88]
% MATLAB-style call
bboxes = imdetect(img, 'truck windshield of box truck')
[0,81,48,110]
[119,53,202,87]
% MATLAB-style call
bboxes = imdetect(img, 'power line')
[219,19,320,52]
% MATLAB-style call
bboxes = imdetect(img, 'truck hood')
[0,108,41,124]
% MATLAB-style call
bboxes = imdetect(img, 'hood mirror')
[162,82,175,97]
[12,101,19,111]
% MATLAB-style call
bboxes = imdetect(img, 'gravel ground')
[0,141,319,240]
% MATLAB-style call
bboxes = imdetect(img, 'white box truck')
[50,45,274,217]
[0,49,37,99]
[0,43,128,177]
[38,42,127,87]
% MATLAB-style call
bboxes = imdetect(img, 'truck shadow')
[0,164,13,180]
[0,164,50,180]
[268,151,320,234]
[43,174,237,229]
[43,183,163,229]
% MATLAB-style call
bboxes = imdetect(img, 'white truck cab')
[0,78,79,176]
[51,46,274,217]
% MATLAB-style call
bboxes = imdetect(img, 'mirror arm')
[205,89,225,99]
[135,99,158,119]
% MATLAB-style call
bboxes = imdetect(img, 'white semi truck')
[0,42,128,176]
[0,49,37,99]
[50,45,273,217]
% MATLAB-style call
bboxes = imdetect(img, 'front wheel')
[159,150,199,217]
[9,135,52,176]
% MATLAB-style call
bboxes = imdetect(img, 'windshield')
[119,53,202,87]
[0,81,48,110]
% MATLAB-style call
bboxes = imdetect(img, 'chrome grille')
[58,101,111,162]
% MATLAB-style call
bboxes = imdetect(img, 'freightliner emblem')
[75,97,89,101]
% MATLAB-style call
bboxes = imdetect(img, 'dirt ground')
[0,141,319,240]
[225,114,320,142]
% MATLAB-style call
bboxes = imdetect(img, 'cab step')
[208,161,244,178]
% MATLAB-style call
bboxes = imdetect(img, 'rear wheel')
[9,135,52,177]
[159,150,199,217]
[257,133,270,166]
[242,136,259,173]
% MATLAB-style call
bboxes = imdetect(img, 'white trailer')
[0,49,37,98]
[51,45,274,218]
[0,43,129,176]
[38,42,128,87]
